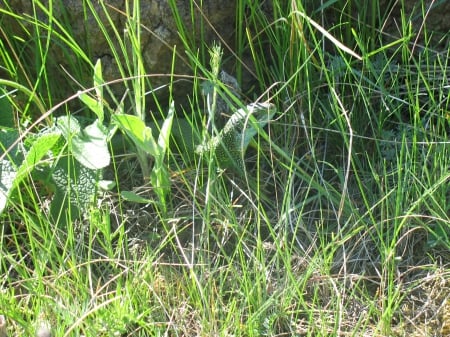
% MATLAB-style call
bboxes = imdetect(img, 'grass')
[1,0,449,336]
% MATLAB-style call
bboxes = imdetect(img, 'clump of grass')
[0,0,448,336]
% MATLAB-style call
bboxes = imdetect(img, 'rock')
[2,0,448,108]
[2,0,237,106]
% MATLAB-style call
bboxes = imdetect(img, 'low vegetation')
[0,0,448,336]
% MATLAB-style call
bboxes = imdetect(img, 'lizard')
[111,71,276,176]
[195,101,276,174]
[141,100,276,175]
[194,70,276,175]
[138,71,276,176]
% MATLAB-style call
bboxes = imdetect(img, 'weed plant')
[0,0,449,336]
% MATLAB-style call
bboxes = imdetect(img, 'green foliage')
[0,61,111,221]
[0,87,15,128]
[48,115,110,224]
[0,128,23,213]
[0,127,61,215]
[0,116,108,223]
[56,116,110,170]
[112,102,175,211]
[0,1,449,336]
[78,59,106,123]
[49,154,101,224]
[195,102,277,172]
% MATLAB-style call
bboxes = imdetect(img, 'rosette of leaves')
[0,122,61,215]
[49,115,110,225]
[0,75,111,225]
[0,117,110,226]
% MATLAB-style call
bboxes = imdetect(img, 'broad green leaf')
[50,155,100,225]
[72,121,110,169]
[57,116,110,169]
[0,128,21,214]
[78,92,104,122]
[0,129,59,214]
[98,180,116,191]
[56,115,80,136]
[14,131,61,186]
[0,159,17,214]
[112,114,159,157]
[158,100,175,153]
[93,59,104,99]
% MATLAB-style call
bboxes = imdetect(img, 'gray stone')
[3,0,237,106]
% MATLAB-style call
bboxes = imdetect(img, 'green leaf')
[150,165,170,212]
[0,128,22,214]
[56,115,80,136]
[427,223,450,249]
[93,59,104,101]
[57,116,110,170]
[0,159,17,214]
[14,131,61,186]
[0,129,60,214]
[158,101,175,153]
[72,121,110,169]
[120,191,153,204]
[78,92,104,122]
[112,114,159,157]
[78,59,105,122]
[50,155,100,225]
[98,180,116,191]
